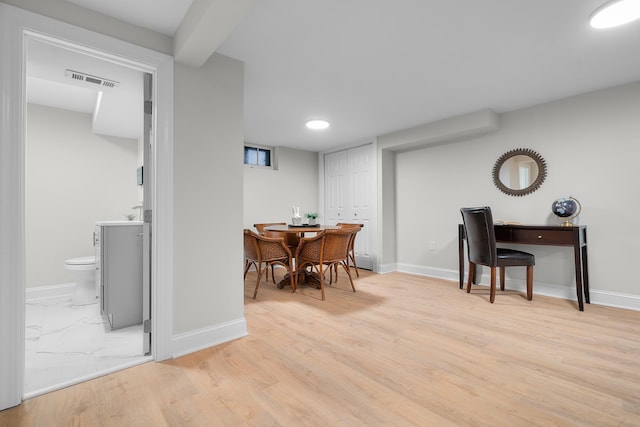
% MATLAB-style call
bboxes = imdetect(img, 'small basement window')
[244,144,273,168]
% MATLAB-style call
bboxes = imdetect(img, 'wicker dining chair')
[243,229,295,299]
[295,229,356,300]
[253,222,300,282]
[336,222,364,278]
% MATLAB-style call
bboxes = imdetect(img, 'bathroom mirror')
[492,148,547,196]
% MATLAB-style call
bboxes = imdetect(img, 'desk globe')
[551,197,581,226]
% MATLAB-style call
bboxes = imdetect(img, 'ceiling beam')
[174,0,254,68]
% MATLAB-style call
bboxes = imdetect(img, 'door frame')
[0,3,174,409]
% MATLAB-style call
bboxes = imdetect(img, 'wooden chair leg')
[340,261,356,292]
[243,260,252,279]
[318,263,325,300]
[350,250,360,277]
[466,263,475,294]
[489,267,496,303]
[253,265,265,299]
[526,265,533,301]
[499,267,505,291]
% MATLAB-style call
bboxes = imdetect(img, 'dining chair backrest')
[244,229,261,262]
[336,222,364,276]
[336,223,363,249]
[256,233,292,263]
[296,230,326,262]
[460,206,497,267]
[322,228,355,263]
[254,222,299,247]
[254,222,286,238]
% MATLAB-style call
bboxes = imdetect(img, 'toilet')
[64,256,97,305]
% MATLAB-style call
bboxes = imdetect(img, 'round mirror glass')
[492,149,547,196]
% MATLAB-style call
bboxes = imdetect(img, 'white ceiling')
[65,0,194,36]
[32,0,640,151]
[27,38,145,140]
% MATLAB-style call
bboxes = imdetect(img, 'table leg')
[276,269,321,290]
[573,244,584,311]
[582,245,590,304]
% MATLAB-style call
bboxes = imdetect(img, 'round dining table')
[263,224,340,289]
[263,224,340,235]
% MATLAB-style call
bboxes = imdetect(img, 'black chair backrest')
[460,207,497,267]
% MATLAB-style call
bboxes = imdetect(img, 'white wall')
[173,53,245,335]
[26,104,139,287]
[391,82,640,300]
[243,146,319,230]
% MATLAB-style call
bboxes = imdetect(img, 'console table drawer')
[508,229,574,245]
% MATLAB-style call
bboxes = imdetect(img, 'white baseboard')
[171,317,249,358]
[377,263,397,274]
[589,290,640,311]
[395,262,640,311]
[25,283,75,302]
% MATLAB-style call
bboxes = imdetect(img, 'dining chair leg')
[340,261,356,292]
[350,251,360,277]
[499,267,505,291]
[318,263,325,300]
[489,267,496,303]
[243,260,251,279]
[293,262,303,289]
[466,263,475,294]
[253,265,265,299]
[526,265,533,301]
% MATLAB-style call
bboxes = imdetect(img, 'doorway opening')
[23,35,152,398]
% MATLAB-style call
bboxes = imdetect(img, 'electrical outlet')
[429,241,437,251]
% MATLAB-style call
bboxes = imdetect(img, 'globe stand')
[553,197,582,227]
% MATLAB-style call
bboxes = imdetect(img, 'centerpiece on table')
[305,212,319,226]
[291,206,302,225]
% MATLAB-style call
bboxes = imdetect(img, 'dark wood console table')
[458,224,589,311]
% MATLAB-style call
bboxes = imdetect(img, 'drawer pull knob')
[538,235,543,239]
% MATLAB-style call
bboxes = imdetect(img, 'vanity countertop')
[96,220,143,226]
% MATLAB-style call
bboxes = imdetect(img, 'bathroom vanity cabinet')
[94,221,143,330]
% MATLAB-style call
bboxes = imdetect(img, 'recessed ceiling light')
[590,0,640,28]
[306,119,330,130]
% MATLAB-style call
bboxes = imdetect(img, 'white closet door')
[324,150,347,224]
[347,144,373,270]
[324,144,373,270]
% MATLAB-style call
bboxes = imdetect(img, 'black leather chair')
[460,207,535,303]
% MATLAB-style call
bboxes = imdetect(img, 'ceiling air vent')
[65,69,119,89]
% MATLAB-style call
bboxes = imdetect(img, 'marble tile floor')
[25,295,148,398]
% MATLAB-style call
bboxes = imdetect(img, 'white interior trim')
[171,319,249,359]
[24,356,153,401]
[25,283,75,302]
[0,3,174,410]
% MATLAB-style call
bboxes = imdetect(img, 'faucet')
[132,204,143,221]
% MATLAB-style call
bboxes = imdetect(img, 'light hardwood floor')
[2,270,640,426]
